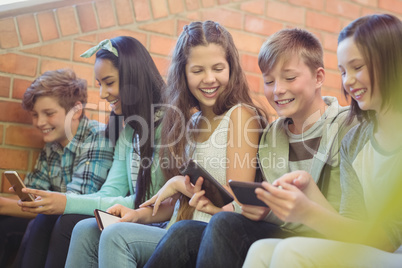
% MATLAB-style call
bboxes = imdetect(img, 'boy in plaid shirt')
[0,69,114,266]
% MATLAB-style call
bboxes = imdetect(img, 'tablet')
[94,209,121,231]
[179,159,234,208]
[229,180,268,207]
[4,171,35,202]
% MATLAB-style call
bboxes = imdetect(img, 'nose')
[273,80,286,95]
[36,114,46,127]
[202,70,216,84]
[99,85,109,99]
[343,72,356,88]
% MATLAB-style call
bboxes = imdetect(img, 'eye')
[106,81,114,86]
[46,112,55,117]
[31,113,38,118]
[355,65,364,70]
[192,70,202,74]
[214,68,224,72]
[286,77,296,81]
[264,81,273,85]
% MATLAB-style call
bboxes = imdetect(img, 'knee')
[167,220,195,236]
[208,212,241,234]
[72,218,99,242]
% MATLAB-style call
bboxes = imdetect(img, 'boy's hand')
[140,175,190,216]
[189,177,223,215]
[272,171,313,191]
[106,204,138,223]
[255,181,313,223]
[241,204,270,221]
[18,188,67,215]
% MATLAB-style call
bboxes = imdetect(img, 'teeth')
[109,99,119,104]
[42,128,53,133]
[354,89,366,97]
[277,99,293,105]
[200,87,218,94]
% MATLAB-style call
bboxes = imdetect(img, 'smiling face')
[95,59,121,115]
[185,43,230,114]
[337,37,382,113]
[31,96,71,147]
[262,56,324,124]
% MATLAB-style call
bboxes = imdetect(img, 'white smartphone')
[4,171,35,201]
[94,209,121,231]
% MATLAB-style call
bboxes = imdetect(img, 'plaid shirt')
[25,117,114,194]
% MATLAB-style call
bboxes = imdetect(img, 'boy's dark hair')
[22,69,87,118]
[96,36,165,208]
[258,28,324,74]
[338,14,402,122]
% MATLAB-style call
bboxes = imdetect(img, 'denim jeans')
[146,212,293,268]
[65,218,167,268]
[145,220,207,268]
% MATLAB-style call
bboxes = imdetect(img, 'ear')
[72,101,83,120]
[315,67,325,89]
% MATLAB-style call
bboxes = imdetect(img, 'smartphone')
[229,180,268,207]
[179,159,234,208]
[94,209,121,231]
[4,171,35,202]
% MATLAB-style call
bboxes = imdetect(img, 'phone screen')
[94,209,120,231]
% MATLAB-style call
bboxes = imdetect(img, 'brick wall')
[1,0,401,194]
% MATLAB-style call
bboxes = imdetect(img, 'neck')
[289,99,328,135]
[372,108,402,152]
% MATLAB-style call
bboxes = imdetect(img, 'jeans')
[145,220,207,268]
[146,212,294,268]
[65,218,167,268]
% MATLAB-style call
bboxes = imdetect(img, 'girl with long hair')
[66,20,266,268]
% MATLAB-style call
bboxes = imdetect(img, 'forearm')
[0,197,37,218]
[136,200,175,224]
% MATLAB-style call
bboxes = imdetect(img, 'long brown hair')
[160,21,266,221]
[338,14,402,123]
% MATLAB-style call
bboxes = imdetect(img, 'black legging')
[0,215,31,267]
[15,214,93,268]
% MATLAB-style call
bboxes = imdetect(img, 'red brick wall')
[1,0,401,193]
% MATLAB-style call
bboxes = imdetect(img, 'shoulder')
[341,121,372,158]
[228,104,260,123]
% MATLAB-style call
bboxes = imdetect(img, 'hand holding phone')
[229,180,269,207]
[179,159,234,208]
[4,171,35,202]
[94,209,121,231]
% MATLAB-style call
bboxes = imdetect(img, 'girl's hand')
[17,188,66,215]
[188,177,221,215]
[255,181,313,224]
[106,204,139,223]
[241,204,271,221]
[140,175,191,215]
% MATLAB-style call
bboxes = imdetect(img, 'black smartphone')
[4,171,35,201]
[229,180,268,207]
[94,209,121,231]
[179,159,234,208]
